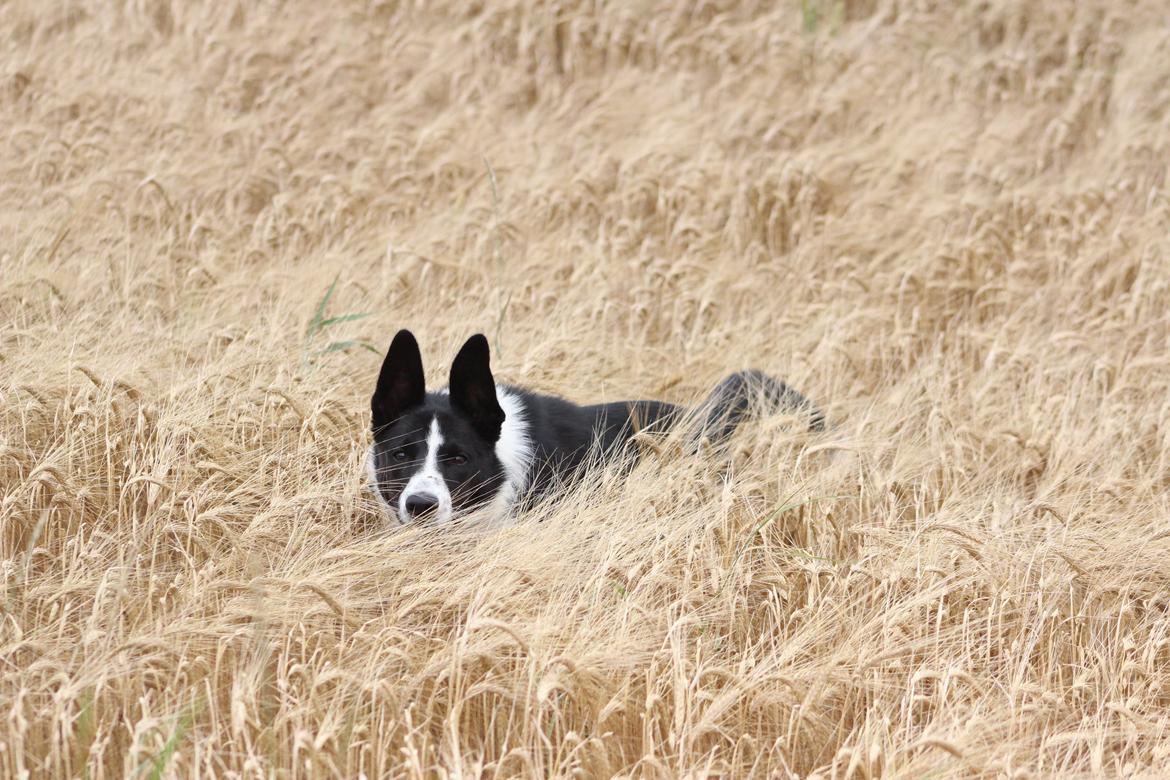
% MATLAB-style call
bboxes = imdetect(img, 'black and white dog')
[366,330,823,524]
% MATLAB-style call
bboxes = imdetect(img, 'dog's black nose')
[404,493,440,519]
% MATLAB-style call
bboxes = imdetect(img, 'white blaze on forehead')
[398,416,454,523]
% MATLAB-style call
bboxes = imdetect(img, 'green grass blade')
[318,312,372,329]
[802,0,819,33]
[144,703,195,780]
[318,340,380,355]
[306,273,341,337]
[77,689,95,780]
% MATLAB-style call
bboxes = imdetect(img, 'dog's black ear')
[372,329,425,430]
[449,334,505,441]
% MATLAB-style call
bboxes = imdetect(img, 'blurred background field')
[3,1,1170,777]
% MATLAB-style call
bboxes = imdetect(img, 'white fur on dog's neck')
[488,387,533,520]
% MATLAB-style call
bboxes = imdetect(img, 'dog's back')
[510,369,824,500]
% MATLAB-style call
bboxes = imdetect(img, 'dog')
[366,330,824,524]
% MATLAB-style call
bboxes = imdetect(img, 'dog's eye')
[392,449,408,461]
[448,453,468,466]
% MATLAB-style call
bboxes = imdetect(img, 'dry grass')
[3,1,1170,777]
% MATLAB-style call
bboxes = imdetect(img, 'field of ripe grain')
[4,1,1170,777]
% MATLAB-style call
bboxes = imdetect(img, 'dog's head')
[367,330,516,524]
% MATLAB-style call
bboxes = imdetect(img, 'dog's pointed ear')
[449,334,505,441]
[372,329,425,430]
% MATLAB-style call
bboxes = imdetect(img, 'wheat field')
[3,1,1170,777]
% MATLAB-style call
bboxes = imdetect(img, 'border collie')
[366,330,823,524]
